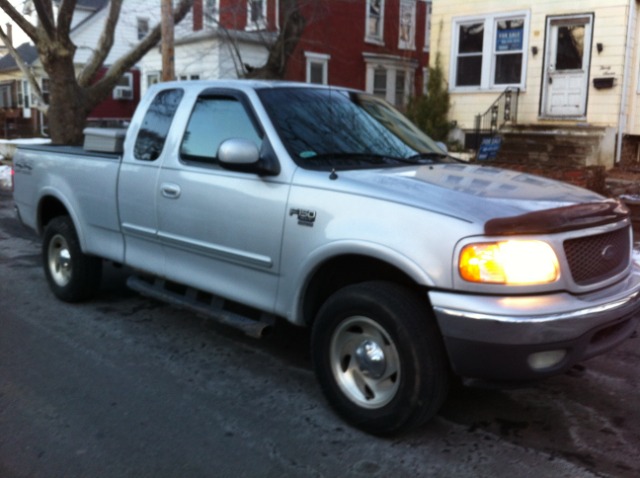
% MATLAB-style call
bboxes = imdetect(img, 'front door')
[542,14,593,117]
[156,91,289,312]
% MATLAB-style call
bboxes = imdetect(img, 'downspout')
[616,0,636,164]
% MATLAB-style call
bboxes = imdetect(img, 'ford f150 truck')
[13,80,640,435]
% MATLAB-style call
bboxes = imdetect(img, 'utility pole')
[161,0,175,81]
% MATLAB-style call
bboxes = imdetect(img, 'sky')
[0,1,36,48]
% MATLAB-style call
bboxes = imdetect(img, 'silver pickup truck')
[13,80,640,435]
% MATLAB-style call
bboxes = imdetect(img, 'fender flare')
[285,240,437,326]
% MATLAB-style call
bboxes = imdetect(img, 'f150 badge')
[290,208,316,227]
[13,159,33,174]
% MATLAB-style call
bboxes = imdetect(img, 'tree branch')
[77,0,123,87]
[32,0,56,39]
[246,0,306,79]
[0,0,39,41]
[0,25,47,113]
[57,0,79,37]
[88,0,194,98]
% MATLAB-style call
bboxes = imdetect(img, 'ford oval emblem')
[601,244,617,261]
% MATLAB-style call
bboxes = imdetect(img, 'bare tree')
[0,0,195,144]
[0,0,313,144]
[201,0,312,80]
[244,0,306,79]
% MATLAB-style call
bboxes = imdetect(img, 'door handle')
[160,183,181,199]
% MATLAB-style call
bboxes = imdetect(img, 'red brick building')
[189,0,433,109]
[284,0,433,109]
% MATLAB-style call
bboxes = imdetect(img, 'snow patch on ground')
[0,164,11,191]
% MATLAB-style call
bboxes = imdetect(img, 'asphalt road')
[1,192,639,478]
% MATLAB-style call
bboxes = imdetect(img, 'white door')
[542,15,593,117]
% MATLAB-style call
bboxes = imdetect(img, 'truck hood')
[338,163,608,227]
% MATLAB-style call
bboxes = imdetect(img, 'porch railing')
[473,87,520,151]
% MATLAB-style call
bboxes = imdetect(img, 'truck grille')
[563,226,631,286]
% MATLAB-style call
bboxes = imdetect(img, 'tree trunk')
[47,79,91,145]
[0,0,195,145]
[42,52,91,144]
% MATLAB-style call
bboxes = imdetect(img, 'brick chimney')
[5,23,12,46]
[193,0,203,31]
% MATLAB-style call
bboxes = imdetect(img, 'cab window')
[180,96,262,165]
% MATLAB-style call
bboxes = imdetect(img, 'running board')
[126,276,274,338]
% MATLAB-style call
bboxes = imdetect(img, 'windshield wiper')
[299,152,451,169]
[303,153,396,165]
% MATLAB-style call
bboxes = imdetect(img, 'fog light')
[527,350,567,370]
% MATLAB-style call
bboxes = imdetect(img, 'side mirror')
[218,138,260,166]
[218,138,281,176]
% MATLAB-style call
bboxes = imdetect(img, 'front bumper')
[429,269,640,380]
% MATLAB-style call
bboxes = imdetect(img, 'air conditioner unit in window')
[113,88,133,100]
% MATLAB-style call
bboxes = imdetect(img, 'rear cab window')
[134,88,184,161]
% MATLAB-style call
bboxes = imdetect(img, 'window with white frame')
[424,0,432,52]
[365,56,415,107]
[137,18,149,40]
[398,0,416,50]
[41,78,50,105]
[305,52,330,84]
[21,80,30,108]
[113,72,134,100]
[0,84,12,108]
[20,80,31,118]
[147,72,160,87]
[178,74,201,81]
[366,0,385,44]
[246,0,267,30]
[373,67,387,98]
[451,12,528,90]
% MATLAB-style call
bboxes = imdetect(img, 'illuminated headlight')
[459,240,560,285]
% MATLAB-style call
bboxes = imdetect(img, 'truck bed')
[16,143,121,161]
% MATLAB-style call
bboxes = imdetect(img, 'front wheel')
[42,216,102,302]
[311,281,450,435]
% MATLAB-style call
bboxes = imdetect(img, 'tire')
[42,216,102,302]
[311,281,450,435]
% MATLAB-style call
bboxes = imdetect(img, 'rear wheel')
[43,216,102,302]
[311,281,450,435]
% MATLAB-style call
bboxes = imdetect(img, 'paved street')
[1,192,639,478]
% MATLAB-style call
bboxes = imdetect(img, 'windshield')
[258,87,448,170]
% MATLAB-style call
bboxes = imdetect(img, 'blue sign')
[496,28,523,51]
[477,136,503,161]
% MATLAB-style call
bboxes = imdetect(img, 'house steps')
[494,124,612,168]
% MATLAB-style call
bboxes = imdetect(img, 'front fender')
[278,240,437,326]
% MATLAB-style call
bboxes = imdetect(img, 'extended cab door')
[118,87,185,276]
[155,89,289,311]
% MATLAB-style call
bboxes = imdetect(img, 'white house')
[430,0,640,173]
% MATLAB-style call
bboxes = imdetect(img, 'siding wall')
[139,35,271,97]
[431,0,637,132]
[71,0,156,65]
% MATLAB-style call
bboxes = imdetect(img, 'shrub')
[406,53,452,142]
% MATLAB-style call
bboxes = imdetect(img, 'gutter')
[616,0,636,164]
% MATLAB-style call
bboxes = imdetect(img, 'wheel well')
[302,254,423,326]
[38,196,69,233]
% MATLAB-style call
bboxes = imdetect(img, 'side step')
[126,276,274,338]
